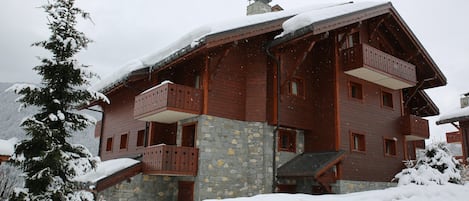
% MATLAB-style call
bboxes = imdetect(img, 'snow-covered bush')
[394,142,463,186]
[461,161,469,183]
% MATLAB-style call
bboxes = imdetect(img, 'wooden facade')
[92,2,446,196]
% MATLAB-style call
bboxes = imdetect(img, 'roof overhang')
[277,151,345,178]
[91,161,143,192]
[270,2,446,89]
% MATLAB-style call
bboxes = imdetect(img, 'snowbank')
[0,138,17,156]
[204,183,469,201]
[74,158,140,183]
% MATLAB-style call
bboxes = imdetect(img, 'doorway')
[177,181,194,201]
[182,123,196,147]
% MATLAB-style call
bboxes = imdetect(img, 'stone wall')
[332,180,397,194]
[188,115,304,200]
[97,174,178,201]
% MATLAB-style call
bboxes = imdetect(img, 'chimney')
[461,93,469,108]
[247,0,274,16]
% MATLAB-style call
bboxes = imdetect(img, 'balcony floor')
[345,67,414,90]
[138,109,199,123]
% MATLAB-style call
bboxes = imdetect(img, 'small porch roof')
[277,151,345,178]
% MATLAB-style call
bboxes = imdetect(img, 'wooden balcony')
[142,144,199,176]
[341,43,417,90]
[401,114,430,141]
[134,83,202,123]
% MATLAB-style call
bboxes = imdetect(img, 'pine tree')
[7,0,108,200]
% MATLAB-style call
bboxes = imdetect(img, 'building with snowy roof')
[85,1,446,200]
[0,138,17,164]
[437,93,469,162]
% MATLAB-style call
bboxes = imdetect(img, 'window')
[278,129,296,152]
[349,81,363,100]
[289,77,304,97]
[120,133,128,150]
[106,137,113,152]
[381,91,393,108]
[384,138,397,156]
[137,130,145,147]
[339,32,360,50]
[350,132,365,152]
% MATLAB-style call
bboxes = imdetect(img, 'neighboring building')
[446,131,464,160]
[0,138,16,164]
[437,93,469,162]
[87,1,446,200]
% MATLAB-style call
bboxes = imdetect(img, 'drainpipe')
[265,41,281,193]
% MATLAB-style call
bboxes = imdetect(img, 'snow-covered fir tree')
[394,142,463,186]
[6,0,108,200]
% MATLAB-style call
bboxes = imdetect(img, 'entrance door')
[177,181,194,201]
[182,123,196,147]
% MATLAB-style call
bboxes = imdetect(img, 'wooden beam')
[203,55,210,114]
[280,39,317,89]
[210,46,233,79]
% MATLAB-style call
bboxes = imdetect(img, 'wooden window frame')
[348,80,363,101]
[339,31,360,50]
[136,129,145,147]
[350,131,366,153]
[278,129,296,153]
[105,137,113,152]
[381,90,394,109]
[288,77,305,98]
[119,133,129,150]
[383,137,397,157]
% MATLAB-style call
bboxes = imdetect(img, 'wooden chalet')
[88,1,446,200]
[437,93,469,162]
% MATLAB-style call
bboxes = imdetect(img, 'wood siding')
[338,72,405,182]
[100,81,149,160]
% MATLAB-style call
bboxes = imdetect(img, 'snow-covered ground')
[204,183,469,201]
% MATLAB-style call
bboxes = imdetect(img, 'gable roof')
[94,1,391,94]
[94,1,445,96]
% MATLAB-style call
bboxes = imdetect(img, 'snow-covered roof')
[93,1,389,94]
[437,106,469,125]
[74,158,140,183]
[0,138,17,156]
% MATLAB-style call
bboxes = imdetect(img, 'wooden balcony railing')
[142,144,198,176]
[134,83,202,123]
[401,114,429,141]
[341,44,417,90]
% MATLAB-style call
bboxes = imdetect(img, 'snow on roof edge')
[74,158,141,183]
[438,106,469,124]
[93,1,386,94]
[0,138,18,156]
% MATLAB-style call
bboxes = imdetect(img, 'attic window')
[339,32,360,50]
[289,77,304,97]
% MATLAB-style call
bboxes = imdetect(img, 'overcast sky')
[1,0,468,142]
